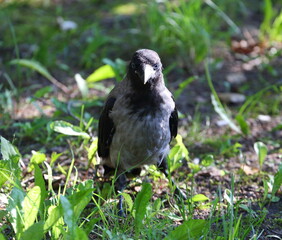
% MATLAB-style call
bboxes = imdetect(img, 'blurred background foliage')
[0,0,280,75]
[0,0,281,148]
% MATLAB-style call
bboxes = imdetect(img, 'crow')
[97,49,186,216]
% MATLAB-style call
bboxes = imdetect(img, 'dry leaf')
[240,164,259,175]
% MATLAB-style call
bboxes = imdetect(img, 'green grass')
[1,130,281,239]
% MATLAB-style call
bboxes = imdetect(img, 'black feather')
[125,89,164,118]
[98,97,116,158]
[169,106,178,142]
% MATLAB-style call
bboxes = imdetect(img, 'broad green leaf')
[28,151,46,172]
[74,227,88,240]
[0,233,6,240]
[87,138,98,166]
[50,215,64,239]
[103,58,127,82]
[270,195,280,202]
[44,205,63,232]
[261,0,273,36]
[7,187,25,236]
[50,120,90,139]
[86,64,115,82]
[10,59,54,81]
[0,160,21,186]
[60,196,75,232]
[271,163,282,197]
[21,221,44,240]
[133,183,152,233]
[175,134,189,160]
[69,181,94,221]
[165,220,207,240]
[77,179,94,192]
[121,192,134,212]
[34,164,47,212]
[23,186,41,230]
[1,136,19,160]
[254,142,268,168]
[168,134,189,173]
[153,198,162,212]
[0,164,10,187]
[192,194,209,202]
[0,136,21,185]
[168,145,182,172]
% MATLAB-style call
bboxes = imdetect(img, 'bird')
[97,49,186,216]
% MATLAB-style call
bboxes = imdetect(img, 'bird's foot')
[117,208,126,218]
[117,194,126,218]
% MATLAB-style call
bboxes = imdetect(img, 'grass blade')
[205,62,241,133]
[254,142,268,169]
[10,59,69,93]
[271,163,282,198]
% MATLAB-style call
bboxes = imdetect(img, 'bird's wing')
[98,97,116,158]
[169,105,178,142]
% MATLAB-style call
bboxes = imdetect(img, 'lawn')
[0,0,282,239]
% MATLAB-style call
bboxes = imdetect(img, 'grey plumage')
[97,49,183,216]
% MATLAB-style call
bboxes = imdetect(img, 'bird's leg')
[115,172,127,217]
[158,159,187,200]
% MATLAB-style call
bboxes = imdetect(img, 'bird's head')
[128,49,163,88]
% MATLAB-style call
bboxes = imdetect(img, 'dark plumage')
[97,49,185,216]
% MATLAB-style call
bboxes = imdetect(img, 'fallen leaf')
[240,164,259,175]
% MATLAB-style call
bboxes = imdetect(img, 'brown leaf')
[240,164,259,175]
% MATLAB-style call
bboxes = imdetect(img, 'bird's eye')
[153,63,159,70]
[131,63,136,69]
